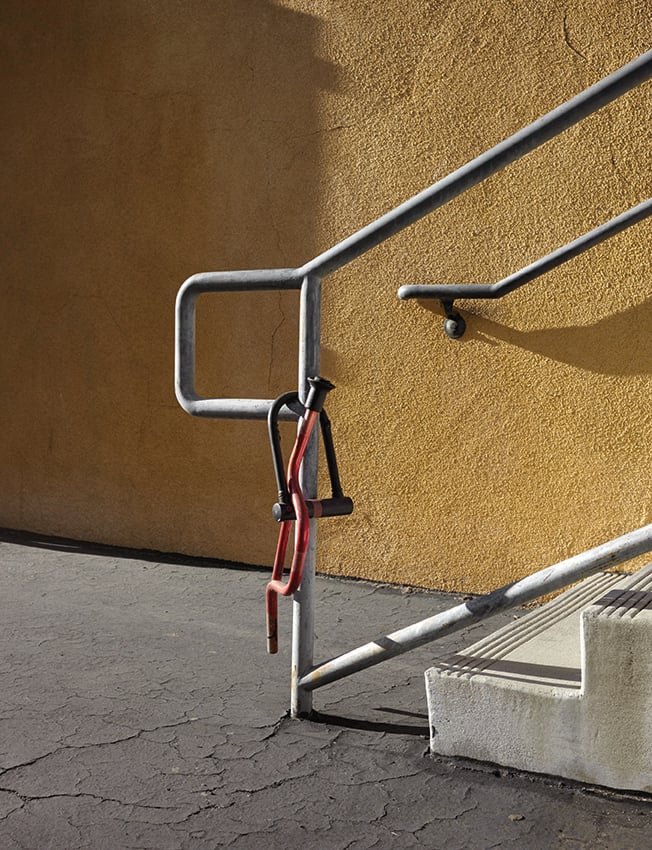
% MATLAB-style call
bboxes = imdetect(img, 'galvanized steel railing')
[399,198,652,337]
[299,522,652,691]
[175,49,652,717]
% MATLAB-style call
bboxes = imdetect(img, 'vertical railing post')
[291,273,321,717]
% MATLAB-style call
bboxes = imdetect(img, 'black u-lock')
[267,377,354,523]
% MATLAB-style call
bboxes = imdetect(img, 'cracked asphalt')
[0,533,650,849]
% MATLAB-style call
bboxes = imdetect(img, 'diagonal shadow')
[0,527,268,572]
[420,295,652,376]
[311,710,429,737]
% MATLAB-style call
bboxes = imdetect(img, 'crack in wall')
[562,13,588,62]
[268,291,287,389]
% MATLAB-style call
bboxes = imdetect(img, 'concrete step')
[425,563,652,792]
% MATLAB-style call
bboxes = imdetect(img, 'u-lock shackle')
[266,377,353,654]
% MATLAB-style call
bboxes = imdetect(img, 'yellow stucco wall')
[2,1,650,592]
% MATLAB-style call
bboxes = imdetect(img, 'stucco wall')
[1,0,328,559]
[2,1,650,592]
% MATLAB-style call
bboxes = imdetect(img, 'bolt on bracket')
[440,299,466,339]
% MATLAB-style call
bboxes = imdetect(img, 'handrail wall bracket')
[440,299,466,339]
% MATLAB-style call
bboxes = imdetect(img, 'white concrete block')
[425,564,652,792]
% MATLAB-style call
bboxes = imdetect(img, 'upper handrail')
[295,48,652,278]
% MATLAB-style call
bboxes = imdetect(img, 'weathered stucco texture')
[1,1,650,591]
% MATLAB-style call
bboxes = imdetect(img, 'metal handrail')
[175,49,652,717]
[299,523,652,691]
[398,197,652,337]
[295,49,652,278]
[175,269,303,421]
[176,50,652,420]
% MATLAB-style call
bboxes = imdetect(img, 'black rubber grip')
[272,497,354,523]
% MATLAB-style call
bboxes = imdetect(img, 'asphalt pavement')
[0,531,649,849]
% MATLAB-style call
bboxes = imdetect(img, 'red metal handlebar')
[266,408,320,654]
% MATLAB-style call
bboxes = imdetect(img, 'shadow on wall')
[420,296,652,376]
[0,0,337,555]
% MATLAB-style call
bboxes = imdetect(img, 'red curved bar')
[266,408,320,653]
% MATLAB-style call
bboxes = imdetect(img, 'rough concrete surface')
[0,534,650,849]
[426,566,652,792]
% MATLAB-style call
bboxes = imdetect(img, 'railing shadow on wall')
[416,293,652,377]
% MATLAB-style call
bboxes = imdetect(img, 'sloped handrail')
[299,522,652,692]
[295,49,652,279]
[399,199,652,304]
[398,198,652,337]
